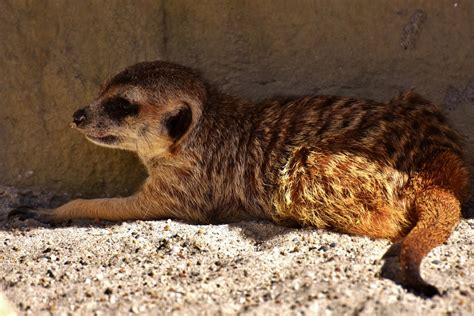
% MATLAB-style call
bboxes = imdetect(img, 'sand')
[0,186,473,315]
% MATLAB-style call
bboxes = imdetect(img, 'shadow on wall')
[0,1,473,199]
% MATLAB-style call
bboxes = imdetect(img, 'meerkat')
[10,61,470,297]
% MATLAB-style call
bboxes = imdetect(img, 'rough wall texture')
[1,1,473,198]
[0,0,162,197]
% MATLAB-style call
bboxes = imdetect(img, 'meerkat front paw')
[8,207,60,224]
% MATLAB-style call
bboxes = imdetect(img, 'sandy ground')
[0,186,473,315]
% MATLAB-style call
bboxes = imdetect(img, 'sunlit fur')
[274,148,413,239]
[25,61,470,296]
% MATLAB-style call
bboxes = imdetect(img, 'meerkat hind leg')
[274,146,411,240]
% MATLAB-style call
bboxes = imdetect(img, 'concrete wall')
[1,1,473,198]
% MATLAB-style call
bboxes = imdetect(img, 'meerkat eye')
[102,97,139,122]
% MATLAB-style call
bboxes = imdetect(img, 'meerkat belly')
[272,147,413,240]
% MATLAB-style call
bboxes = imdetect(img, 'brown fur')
[10,61,470,297]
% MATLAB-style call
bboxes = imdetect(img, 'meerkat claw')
[8,207,57,224]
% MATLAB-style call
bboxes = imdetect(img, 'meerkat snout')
[72,108,88,127]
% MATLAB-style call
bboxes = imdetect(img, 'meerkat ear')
[163,104,193,141]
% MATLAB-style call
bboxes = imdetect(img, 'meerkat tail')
[399,187,461,297]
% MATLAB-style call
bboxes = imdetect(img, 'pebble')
[104,288,113,295]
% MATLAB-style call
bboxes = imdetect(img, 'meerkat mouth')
[86,135,120,145]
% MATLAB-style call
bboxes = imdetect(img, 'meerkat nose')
[72,108,88,127]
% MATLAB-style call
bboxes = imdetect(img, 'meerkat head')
[71,61,207,159]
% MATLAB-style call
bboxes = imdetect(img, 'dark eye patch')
[102,97,139,122]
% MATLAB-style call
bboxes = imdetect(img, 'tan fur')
[10,61,470,296]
